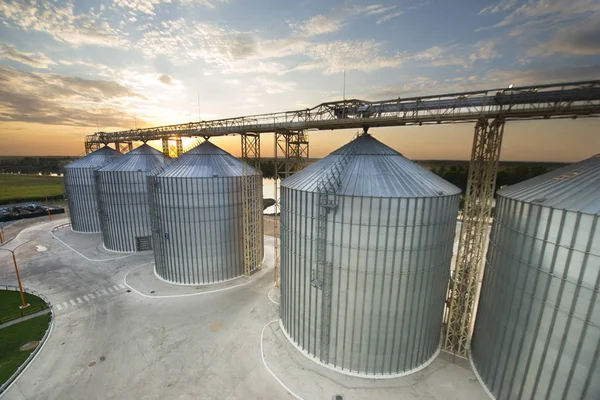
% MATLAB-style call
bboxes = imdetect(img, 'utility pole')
[0,241,31,309]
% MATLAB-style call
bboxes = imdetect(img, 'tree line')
[427,162,566,196]
[0,157,77,175]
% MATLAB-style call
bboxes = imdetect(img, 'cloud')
[530,13,600,56]
[482,64,600,86]
[300,14,343,36]
[132,6,422,75]
[136,20,311,74]
[0,66,144,127]
[479,0,519,15]
[469,40,502,62]
[137,20,255,65]
[111,0,165,15]
[0,44,55,69]
[409,41,501,68]
[112,0,227,16]
[478,0,600,31]
[365,76,441,99]
[158,74,174,85]
[138,20,498,77]
[0,0,128,48]
[295,4,403,36]
[377,10,404,24]
[362,5,399,15]
[253,78,296,94]
[477,2,600,59]
[179,0,228,8]
[1,66,140,100]
[304,40,406,74]
[362,64,600,99]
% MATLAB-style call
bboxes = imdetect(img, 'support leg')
[162,138,169,156]
[444,118,505,356]
[176,137,183,156]
[241,133,262,276]
[273,131,309,287]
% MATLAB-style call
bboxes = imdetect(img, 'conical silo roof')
[64,146,118,169]
[98,144,169,172]
[498,154,600,214]
[155,140,258,178]
[282,133,461,197]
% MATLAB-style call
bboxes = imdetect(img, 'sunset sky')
[0,0,599,160]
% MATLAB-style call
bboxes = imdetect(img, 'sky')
[0,0,599,160]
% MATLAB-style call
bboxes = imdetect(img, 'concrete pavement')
[0,217,489,400]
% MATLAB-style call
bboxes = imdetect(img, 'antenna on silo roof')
[197,89,201,122]
[343,53,346,101]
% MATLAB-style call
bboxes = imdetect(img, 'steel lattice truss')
[85,80,600,150]
[444,119,505,356]
[273,131,310,287]
[241,133,262,276]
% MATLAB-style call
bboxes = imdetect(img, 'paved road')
[1,217,285,400]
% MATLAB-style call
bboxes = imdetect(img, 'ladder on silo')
[312,132,360,363]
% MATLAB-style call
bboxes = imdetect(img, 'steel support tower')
[444,118,505,356]
[273,130,310,287]
[241,133,262,276]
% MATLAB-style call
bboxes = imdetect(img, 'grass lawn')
[0,314,51,386]
[0,174,64,204]
[0,291,48,322]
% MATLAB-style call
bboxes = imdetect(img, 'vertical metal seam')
[562,214,598,399]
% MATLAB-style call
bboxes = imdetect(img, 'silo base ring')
[467,349,495,400]
[278,320,441,380]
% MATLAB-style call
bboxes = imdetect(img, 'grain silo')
[63,146,119,233]
[96,144,169,252]
[471,155,600,400]
[279,133,461,376]
[148,141,262,285]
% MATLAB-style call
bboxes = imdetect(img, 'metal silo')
[63,146,118,233]
[96,144,169,252]
[280,133,461,376]
[471,155,600,400]
[148,141,262,284]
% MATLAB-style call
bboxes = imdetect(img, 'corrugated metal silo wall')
[280,188,460,375]
[148,174,261,284]
[471,195,600,400]
[96,170,152,252]
[64,167,102,232]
